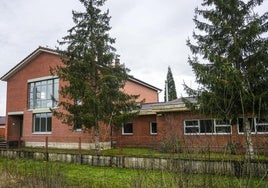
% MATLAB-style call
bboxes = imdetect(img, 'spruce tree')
[164,66,177,102]
[185,0,268,159]
[51,0,139,152]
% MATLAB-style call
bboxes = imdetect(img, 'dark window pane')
[185,120,198,126]
[256,125,268,133]
[34,114,40,132]
[216,126,231,133]
[200,120,214,133]
[47,114,52,132]
[185,127,199,133]
[40,114,46,132]
[123,123,133,134]
[151,122,157,134]
[238,118,255,133]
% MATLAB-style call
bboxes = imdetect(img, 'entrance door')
[7,114,23,148]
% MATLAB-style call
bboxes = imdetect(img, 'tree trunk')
[94,124,101,155]
[244,118,254,160]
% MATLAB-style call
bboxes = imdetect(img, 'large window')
[33,113,52,133]
[28,77,59,109]
[238,117,268,134]
[122,123,133,135]
[184,119,231,135]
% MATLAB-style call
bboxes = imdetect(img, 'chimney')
[115,54,120,66]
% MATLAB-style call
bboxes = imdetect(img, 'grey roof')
[140,97,196,115]
[0,116,5,125]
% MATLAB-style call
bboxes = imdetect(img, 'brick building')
[112,98,268,153]
[1,47,267,152]
[1,47,160,149]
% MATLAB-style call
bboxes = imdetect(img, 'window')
[256,117,268,133]
[215,119,231,133]
[200,119,214,133]
[28,78,59,109]
[150,122,157,135]
[238,118,255,134]
[33,113,52,133]
[238,117,268,134]
[184,120,199,133]
[184,119,231,134]
[122,123,133,135]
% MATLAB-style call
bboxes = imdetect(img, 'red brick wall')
[113,111,268,153]
[124,80,159,103]
[5,51,159,145]
[6,53,62,113]
[112,115,159,148]
[0,127,5,138]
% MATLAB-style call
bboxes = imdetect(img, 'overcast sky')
[0,0,267,116]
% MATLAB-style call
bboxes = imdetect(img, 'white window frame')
[184,120,199,134]
[122,123,133,135]
[150,122,157,135]
[28,76,59,110]
[32,112,52,134]
[184,119,231,135]
[238,117,268,134]
[214,119,232,134]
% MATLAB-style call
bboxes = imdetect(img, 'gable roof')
[1,46,161,91]
[128,76,161,92]
[1,46,58,81]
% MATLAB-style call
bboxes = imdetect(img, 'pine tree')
[185,0,268,159]
[164,66,177,102]
[51,0,139,152]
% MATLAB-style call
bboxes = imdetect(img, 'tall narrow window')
[28,77,59,109]
[150,122,157,135]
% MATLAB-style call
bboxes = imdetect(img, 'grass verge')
[0,157,267,188]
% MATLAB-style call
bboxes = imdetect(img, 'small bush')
[160,139,182,153]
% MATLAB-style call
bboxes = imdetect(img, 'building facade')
[112,98,268,153]
[1,47,160,149]
[2,47,267,153]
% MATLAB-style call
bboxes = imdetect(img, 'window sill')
[32,132,52,135]
[122,133,133,135]
[184,133,232,135]
[29,108,52,113]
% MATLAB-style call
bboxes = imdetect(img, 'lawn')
[0,158,267,188]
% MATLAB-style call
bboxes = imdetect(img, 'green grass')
[0,158,267,188]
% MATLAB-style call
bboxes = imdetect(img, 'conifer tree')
[185,0,268,159]
[51,0,139,152]
[164,66,177,102]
